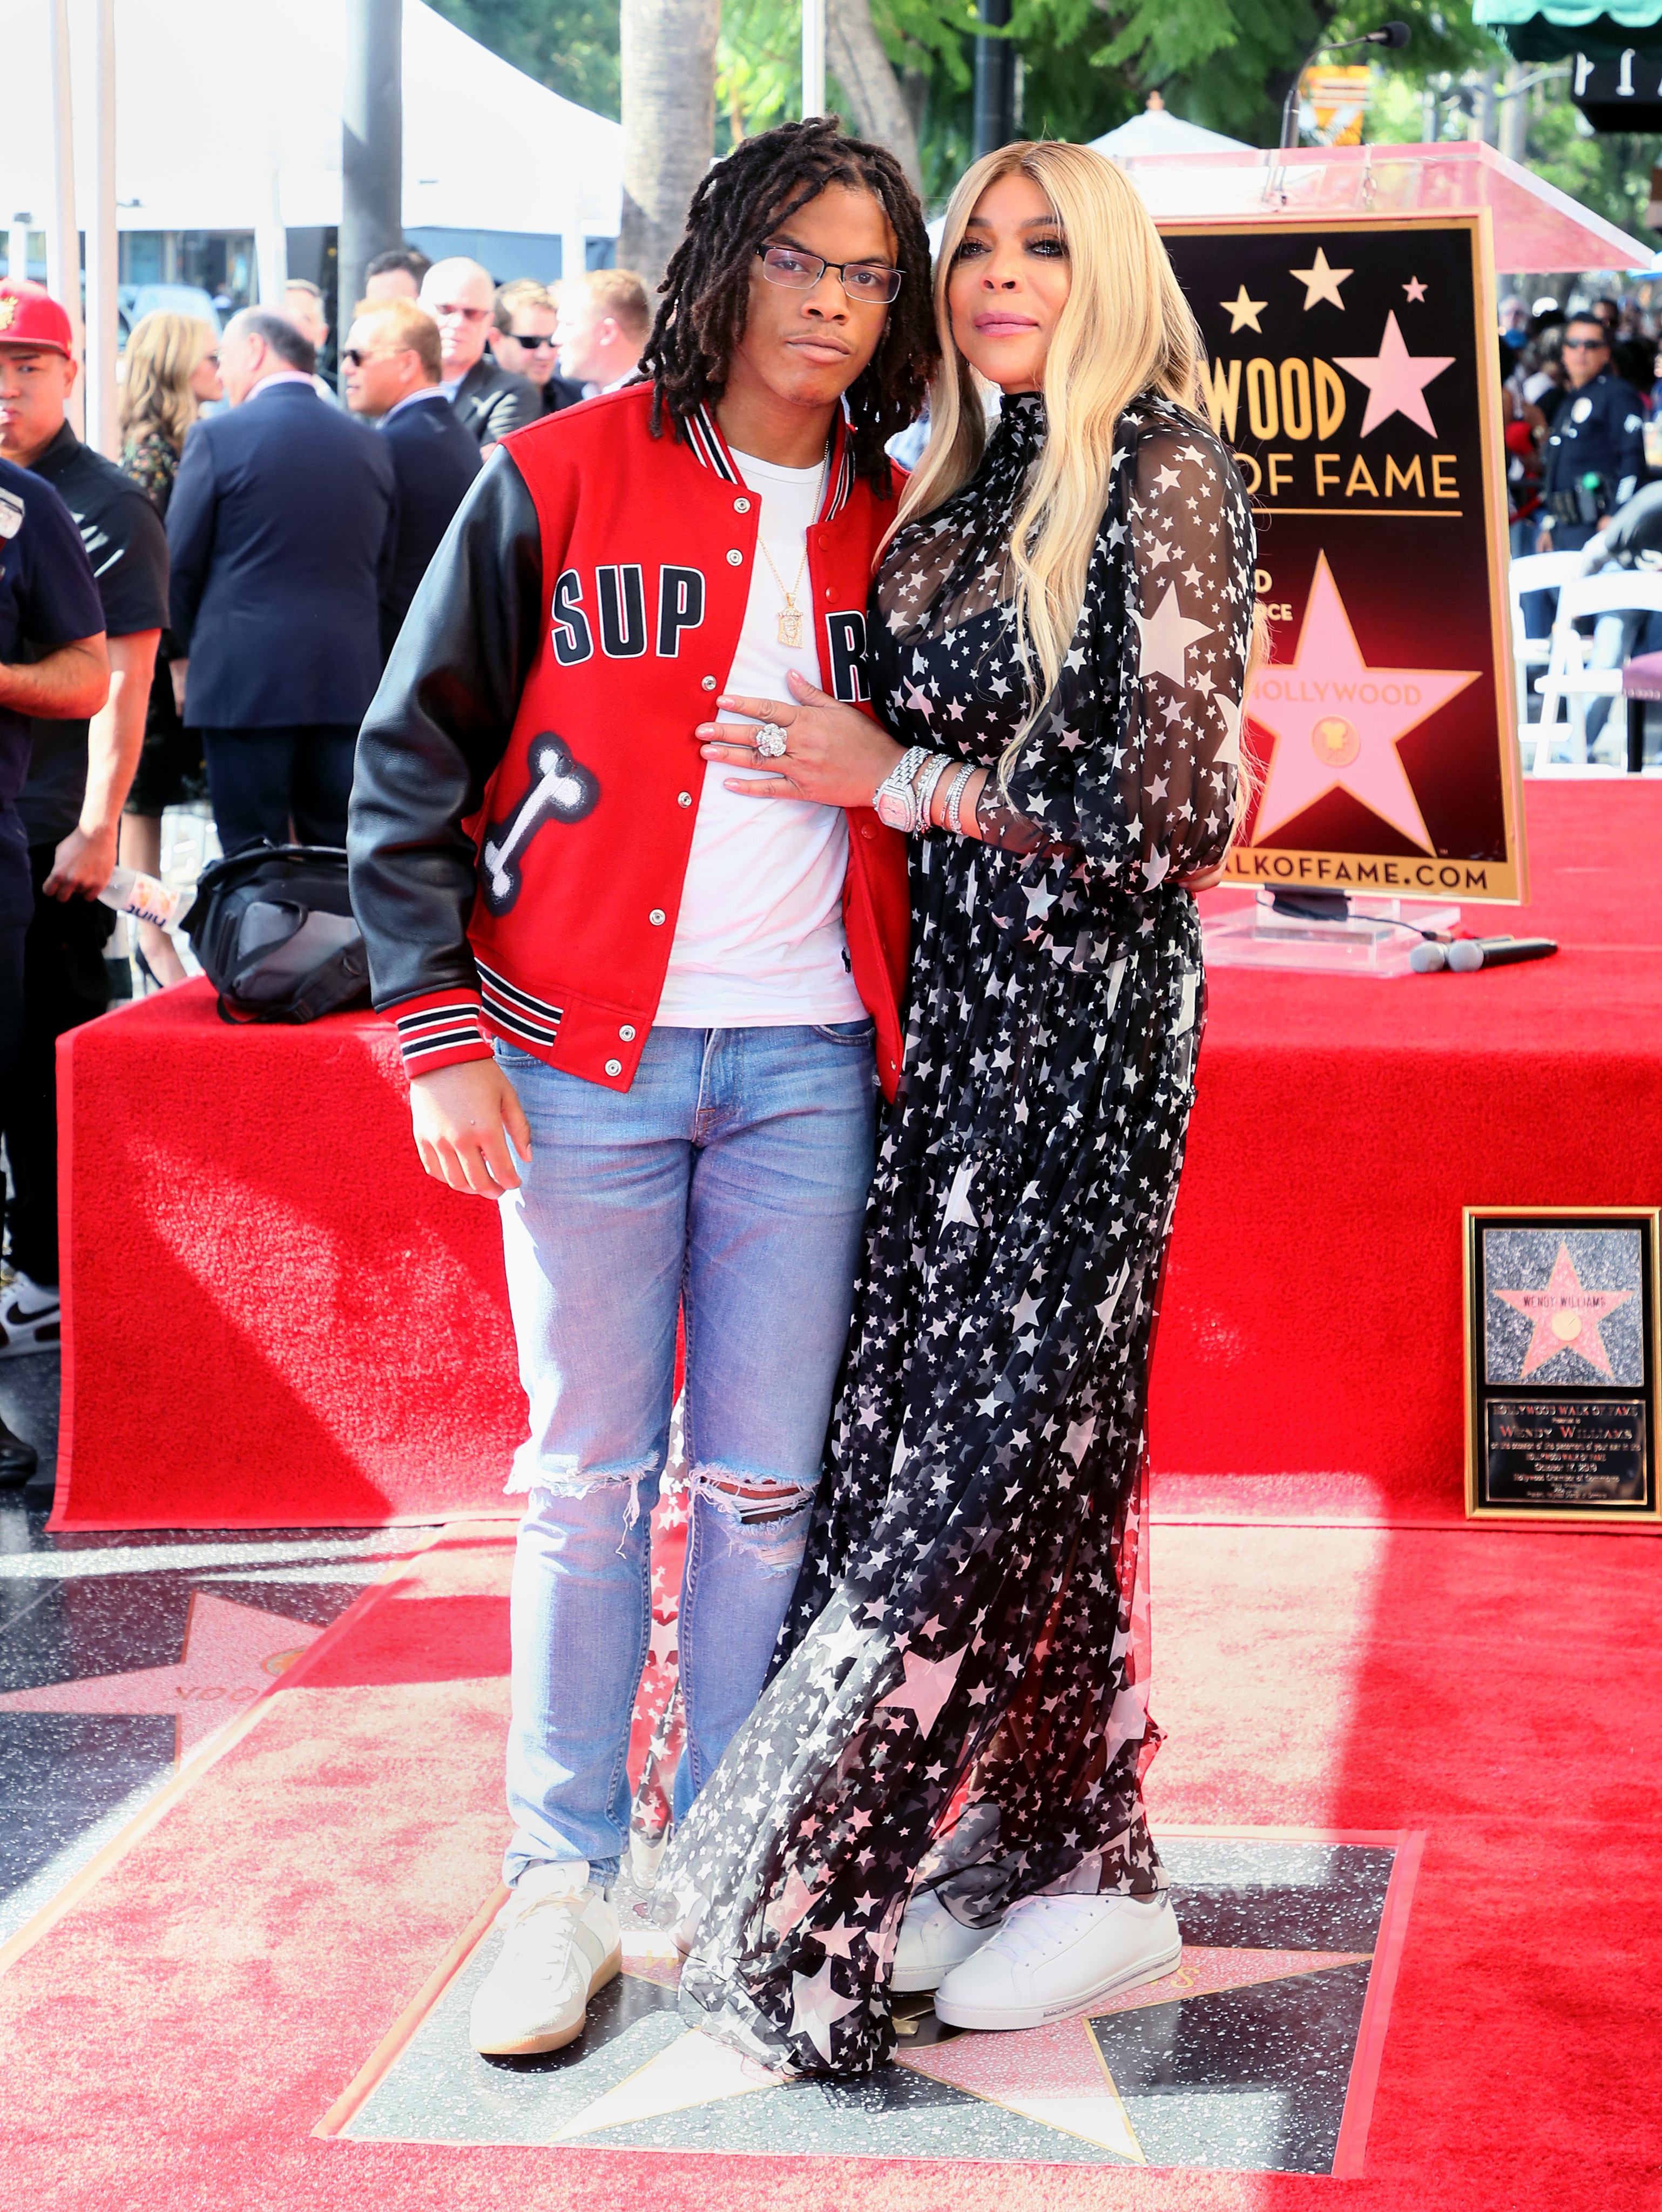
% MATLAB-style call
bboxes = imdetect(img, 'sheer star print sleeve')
[994,414,1254,888]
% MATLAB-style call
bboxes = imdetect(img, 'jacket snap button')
[861,823,875,839]
[701,675,717,691]
[604,1058,623,1077]
[677,790,692,807]
[734,497,751,513]
[619,1023,636,1040]
[726,549,744,566]
[648,908,666,925]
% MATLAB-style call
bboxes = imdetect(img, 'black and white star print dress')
[664,390,1254,2077]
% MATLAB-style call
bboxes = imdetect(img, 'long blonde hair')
[896,141,1208,765]
[120,312,216,453]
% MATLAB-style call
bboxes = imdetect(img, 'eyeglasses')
[1563,337,1609,351]
[504,331,556,350]
[342,346,407,367]
[756,245,902,305]
[433,303,490,323]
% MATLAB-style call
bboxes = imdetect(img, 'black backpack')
[183,843,371,1025]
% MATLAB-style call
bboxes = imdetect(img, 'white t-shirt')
[655,448,867,1027]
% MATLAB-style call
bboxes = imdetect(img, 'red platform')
[1151,779,1662,1523]
[52,780,1660,1531]
[53,988,526,1528]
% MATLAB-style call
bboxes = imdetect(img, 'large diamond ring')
[755,721,789,760]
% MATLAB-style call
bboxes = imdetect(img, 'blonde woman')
[117,312,221,984]
[663,141,1255,2076]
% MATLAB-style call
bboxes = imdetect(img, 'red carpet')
[1,1516,1656,2208]
[54,987,525,1528]
[1153,778,1662,1507]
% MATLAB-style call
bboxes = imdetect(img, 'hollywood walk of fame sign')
[1464,1209,1661,1524]
[1158,216,1526,904]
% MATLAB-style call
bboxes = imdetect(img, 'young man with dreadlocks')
[348,118,935,2059]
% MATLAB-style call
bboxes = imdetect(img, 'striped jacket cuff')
[390,991,494,1075]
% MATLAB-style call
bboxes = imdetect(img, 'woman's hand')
[698,667,906,809]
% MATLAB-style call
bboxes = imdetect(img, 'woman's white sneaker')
[892,1886,999,1993]
[469,1867,621,2055]
[932,1891,1180,2031]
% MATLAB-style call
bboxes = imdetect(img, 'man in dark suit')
[167,309,397,853]
[491,279,583,416]
[418,258,538,447]
[342,296,481,659]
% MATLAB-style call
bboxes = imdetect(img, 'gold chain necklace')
[752,462,825,648]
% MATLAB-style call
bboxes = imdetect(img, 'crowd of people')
[1500,287,1662,754]
[0,252,653,1446]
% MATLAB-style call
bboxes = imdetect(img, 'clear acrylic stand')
[1202,889,1462,977]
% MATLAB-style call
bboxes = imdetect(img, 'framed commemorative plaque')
[1158,214,1527,905]
[1463,1208,1661,1526]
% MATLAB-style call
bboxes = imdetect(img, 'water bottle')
[97,864,194,931]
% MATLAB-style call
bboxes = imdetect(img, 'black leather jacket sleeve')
[347,448,543,1010]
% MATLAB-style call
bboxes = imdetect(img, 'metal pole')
[340,0,403,367]
[972,0,1015,163]
[801,0,826,121]
[84,0,119,458]
[7,214,31,285]
[46,0,84,438]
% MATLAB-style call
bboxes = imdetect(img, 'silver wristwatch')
[873,746,931,833]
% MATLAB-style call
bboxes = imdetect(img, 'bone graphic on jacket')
[481,733,601,915]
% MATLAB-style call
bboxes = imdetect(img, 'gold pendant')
[776,605,804,648]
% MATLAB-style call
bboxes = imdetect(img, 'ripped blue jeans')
[492,1022,877,1889]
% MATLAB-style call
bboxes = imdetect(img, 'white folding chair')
[1508,550,1584,734]
[1531,571,1662,773]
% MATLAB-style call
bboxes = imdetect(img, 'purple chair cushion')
[1623,651,1662,698]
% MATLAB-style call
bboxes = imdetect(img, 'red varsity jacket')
[361,384,911,1100]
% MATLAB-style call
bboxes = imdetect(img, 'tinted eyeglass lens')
[508,333,555,349]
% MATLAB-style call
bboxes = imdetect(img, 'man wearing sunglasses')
[491,280,583,417]
[417,257,539,448]
[342,297,481,659]
[350,119,934,2062]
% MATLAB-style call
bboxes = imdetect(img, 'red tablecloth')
[1150,779,1662,1517]
[52,779,1658,1530]
[53,986,525,1527]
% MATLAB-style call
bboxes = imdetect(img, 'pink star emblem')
[1333,311,1455,437]
[877,1646,966,1739]
[1494,1242,1634,1378]
[1247,553,1478,851]
[0,1593,319,1760]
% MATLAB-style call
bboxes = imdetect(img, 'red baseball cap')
[0,283,74,356]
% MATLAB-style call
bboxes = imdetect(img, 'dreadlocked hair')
[641,116,937,497]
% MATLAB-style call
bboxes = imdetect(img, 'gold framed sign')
[1463,1208,1661,1526]
[1158,214,1527,905]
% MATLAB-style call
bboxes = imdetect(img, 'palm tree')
[827,0,922,191]
[619,0,720,287]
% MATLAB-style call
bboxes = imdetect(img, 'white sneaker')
[469,1866,621,2057]
[932,1891,1181,2031]
[892,1886,999,1994]
[0,1271,59,1360]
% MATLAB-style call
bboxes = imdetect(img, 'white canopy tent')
[1090,94,1252,160]
[0,0,622,291]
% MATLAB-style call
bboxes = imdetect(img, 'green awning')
[1475,0,1662,60]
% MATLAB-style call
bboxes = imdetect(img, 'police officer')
[0,429,109,1476]
[1528,312,1648,639]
